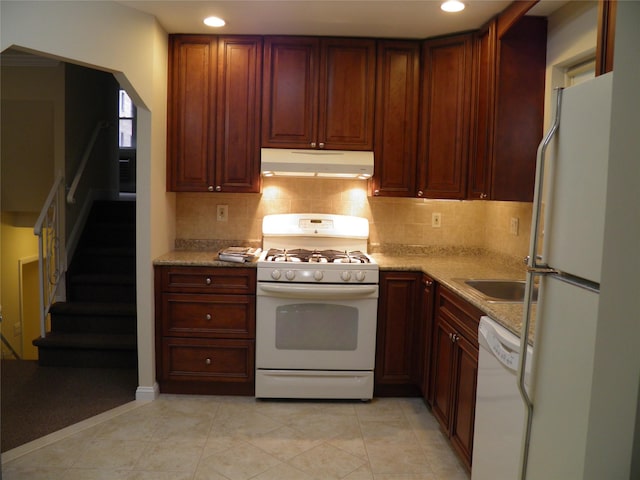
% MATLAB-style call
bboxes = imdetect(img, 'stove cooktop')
[263,248,372,264]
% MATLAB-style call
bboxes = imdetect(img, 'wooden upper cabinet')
[418,33,473,200]
[371,40,420,197]
[215,36,263,192]
[468,23,495,200]
[262,36,319,148]
[492,16,546,201]
[596,0,616,75]
[469,15,547,202]
[167,35,217,191]
[167,35,262,193]
[262,36,376,150]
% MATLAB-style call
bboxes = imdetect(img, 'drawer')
[162,294,255,338]
[158,266,256,294]
[435,285,482,346]
[161,337,254,383]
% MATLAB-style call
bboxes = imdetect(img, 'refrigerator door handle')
[517,87,564,480]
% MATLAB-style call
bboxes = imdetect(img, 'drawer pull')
[205,313,212,321]
[205,358,212,365]
[205,277,212,285]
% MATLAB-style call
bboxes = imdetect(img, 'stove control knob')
[271,270,282,280]
[340,271,352,282]
[285,270,296,281]
[355,271,367,282]
[313,270,324,281]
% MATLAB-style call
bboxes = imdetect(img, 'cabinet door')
[491,16,546,201]
[374,271,421,396]
[430,315,456,430]
[450,332,478,470]
[262,36,319,148]
[421,275,435,403]
[418,34,473,199]
[215,36,262,192]
[371,40,420,197]
[468,23,496,200]
[319,38,376,150]
[167,35,217,191]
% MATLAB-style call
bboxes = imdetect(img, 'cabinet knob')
[310,142,316,148]
[480,193,487,199]
[205,277,212,285]
[208,186,214,192]
[373,189,380,196]
[205,313,212,321]
[215,186,222,192]
[417,190,424,197]
[424,280,433,287]
[205,358,212,365]
[318,142,325,149]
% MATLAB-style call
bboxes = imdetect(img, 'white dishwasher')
[472,316,532,479]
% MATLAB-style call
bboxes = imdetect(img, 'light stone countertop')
[153,249,259,268]
[372,253,536,341]
[153,248,535,341]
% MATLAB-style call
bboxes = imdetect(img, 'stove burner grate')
[265,248,370,264]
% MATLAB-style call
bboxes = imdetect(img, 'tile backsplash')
[175,177,532,260]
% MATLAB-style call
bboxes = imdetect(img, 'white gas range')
[255,213,379,400]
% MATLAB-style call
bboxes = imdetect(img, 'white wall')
[1,0,175,398]
[544,1,598,128]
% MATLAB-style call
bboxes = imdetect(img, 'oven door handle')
[258,283,378,299]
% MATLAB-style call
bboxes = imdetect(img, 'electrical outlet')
[13,322,21,336]
[216,205,228,222]
[432,212,442,228]
[510,217,519,236]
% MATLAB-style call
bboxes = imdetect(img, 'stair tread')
[33,332,137,350]
[50,302,136,316]
[36,200,138,367]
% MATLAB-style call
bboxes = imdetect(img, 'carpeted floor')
[1,359,137,452]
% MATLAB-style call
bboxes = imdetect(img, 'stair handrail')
[0,308,21,359]
[34,171,66,338]
[66,120,109,204]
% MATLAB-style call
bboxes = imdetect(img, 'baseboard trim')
[136,382,159,401]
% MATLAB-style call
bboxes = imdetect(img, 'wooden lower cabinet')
[374,271,422,396]
[155,266,256,395]
[429,285,482,471]
[421,274,436,404]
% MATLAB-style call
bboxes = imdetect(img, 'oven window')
[275,303,358,351]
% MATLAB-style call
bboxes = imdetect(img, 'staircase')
[33,200,137,368]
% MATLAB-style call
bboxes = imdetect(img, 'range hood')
[261,148,374,179]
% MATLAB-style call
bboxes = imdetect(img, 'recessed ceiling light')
[203,16,226,27]
[441,1,465,13]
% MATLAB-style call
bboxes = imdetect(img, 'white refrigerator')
[517,72,614,479]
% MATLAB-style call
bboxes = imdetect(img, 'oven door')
[256,282,378,371]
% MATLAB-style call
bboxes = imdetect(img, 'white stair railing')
[34,172,66,338]
[66,120,109,204]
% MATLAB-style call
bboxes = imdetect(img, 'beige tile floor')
[1,395,470,480]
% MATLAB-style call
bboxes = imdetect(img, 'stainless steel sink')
[459,279,538,303]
